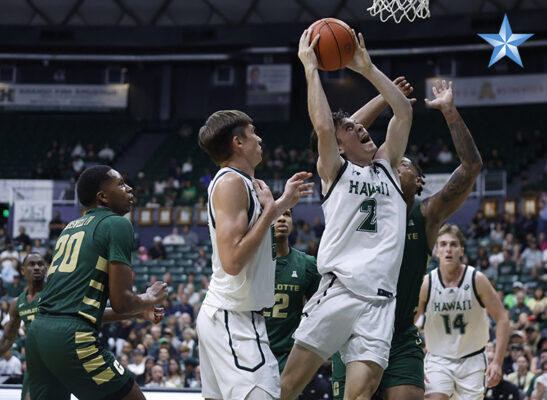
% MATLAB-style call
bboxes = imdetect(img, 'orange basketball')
[308,18,355,71]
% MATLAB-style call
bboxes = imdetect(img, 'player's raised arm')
[347,31,412,168]
[414,273,430,326]
[474,271,510,388]
[351,76,416,129]
[298,29,343,186]
[421,80,483,249]
[0,299,21,355]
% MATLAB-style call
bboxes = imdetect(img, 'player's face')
[397,158,419,198]
[102,169,134,216]
[435,233,464,267]
[274,209,293,239]
[24,254,47,282]
[335,118,377,161]
[239,124,263,166]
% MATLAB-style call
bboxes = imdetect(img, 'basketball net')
[368,0,430,23]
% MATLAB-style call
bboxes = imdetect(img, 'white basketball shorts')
[424,351,488,400]
[196,304,280,399]
[293,274,396,370]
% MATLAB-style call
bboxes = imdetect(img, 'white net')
[367,0,430,23]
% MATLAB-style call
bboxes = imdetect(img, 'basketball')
[308,18,356,71]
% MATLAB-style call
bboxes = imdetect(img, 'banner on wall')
[13,200,52,239]
[0,83,129,111]
[246,64,292,106]
[426,73,547,107]
[0,180,54,203]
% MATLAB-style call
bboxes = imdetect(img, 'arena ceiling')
[0,0,545,26]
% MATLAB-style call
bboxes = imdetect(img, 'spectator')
[48,211,66,240]
[526,325,542,357]
[188,365,201,389]
[72,155,85,177]
[157,347,170,372]
[0,227,10,248]
[97,143,115,162]
[174,167,185,184]
[485,351,521,400]
[167,158,179,178]
[488,243,504,270]
[181,328,196,354]
[504,342,525,374]
[0,348,22,377]
[149,237,166,260]
[199,168,212,189]
[194,249,208,271]
[181,157,193,176]
[271,171,284,198]
[70,141,85,158]
[163,228,185,245]
[137,246,148,262]
[180,181,197,204]
[504,282,529,309]
[6,274,24,298]
[0,244,19,284]
[31,239,46,257]
[530,358,547,400]
[185,284,200,307]
[506,354,535,394]
[528,287,547,314]
[128,349,146,381]
[183,357,199,388]
[437,144,454,164]
[144,364,166,388]
[510,291,532,322]
[154,179,166,195]
[498,250,517,276]
[490,222,505,244]
[14,226,31,248]
[519,238,543,276]
[312,216,325,238]
[165,358,184,388]
[145,196,161,209]
[181,226,198,248]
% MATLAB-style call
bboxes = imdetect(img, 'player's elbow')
[394,100,413,122]
[223,262,243,276]
[110,295,132,315]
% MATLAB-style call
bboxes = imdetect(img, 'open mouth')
[360,133,371,144]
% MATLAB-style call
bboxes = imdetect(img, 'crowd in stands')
[0,192,546,395]
[33,140,117,180]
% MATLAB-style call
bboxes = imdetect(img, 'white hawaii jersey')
[317,158,406,299]
[424,266,489,359]
[203,167,276,312]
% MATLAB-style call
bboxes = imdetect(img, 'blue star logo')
[477,14,534,68]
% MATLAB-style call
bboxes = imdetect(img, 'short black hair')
[404,154,425,196]
[22,251,44,265]
[77,165,113,207]
[309,110,350,155]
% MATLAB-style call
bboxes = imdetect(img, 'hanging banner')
[13,200,52,239]
[426,74,547,107]
[0,83,129,111]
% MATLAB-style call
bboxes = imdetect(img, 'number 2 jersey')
[317,158,406,299]
[38,208,134,329]
[424,265,489,359]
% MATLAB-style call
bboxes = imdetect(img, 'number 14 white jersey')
[317,158,406,299]
[424,266,489,359]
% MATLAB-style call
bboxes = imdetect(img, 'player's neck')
[276,240,290,258]
[439,263,465,287]
[27,281,43,298]
[222,159,254,178]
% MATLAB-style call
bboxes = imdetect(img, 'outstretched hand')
[393,76,417,104]
[145,281,169,304]
[252,178,275,211]
[298,29,320,71]
[278,172,315,212]
[485,360,503,388]
[425,79,454,110]
[347,30,372,75]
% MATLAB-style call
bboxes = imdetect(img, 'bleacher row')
[132,242,212,290]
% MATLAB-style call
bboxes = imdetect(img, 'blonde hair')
[437,223,466,246]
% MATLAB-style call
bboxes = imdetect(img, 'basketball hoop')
[367,0,430,23]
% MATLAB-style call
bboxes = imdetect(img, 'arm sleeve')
[304,254,321,298]
[102,216,134,267]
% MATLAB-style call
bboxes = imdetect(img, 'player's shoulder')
[289,247,316,264]
[98,214,133,235]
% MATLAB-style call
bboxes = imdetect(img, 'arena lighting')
[0,39,545,62]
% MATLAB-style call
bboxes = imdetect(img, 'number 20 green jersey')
[38,208,134,329]
[264,248,321,357]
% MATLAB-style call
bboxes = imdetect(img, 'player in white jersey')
[280,30,412,400]
[197,110,314,400]
[417,224,510,399]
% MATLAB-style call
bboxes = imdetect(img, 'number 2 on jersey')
[263,293,289,318]
[357,199,377,232]
[48,231,85,275]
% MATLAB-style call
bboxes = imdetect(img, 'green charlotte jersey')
[264,248,321,356]
[394,200,430,333]
[38,208,134,329]
[17,289,40,326]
